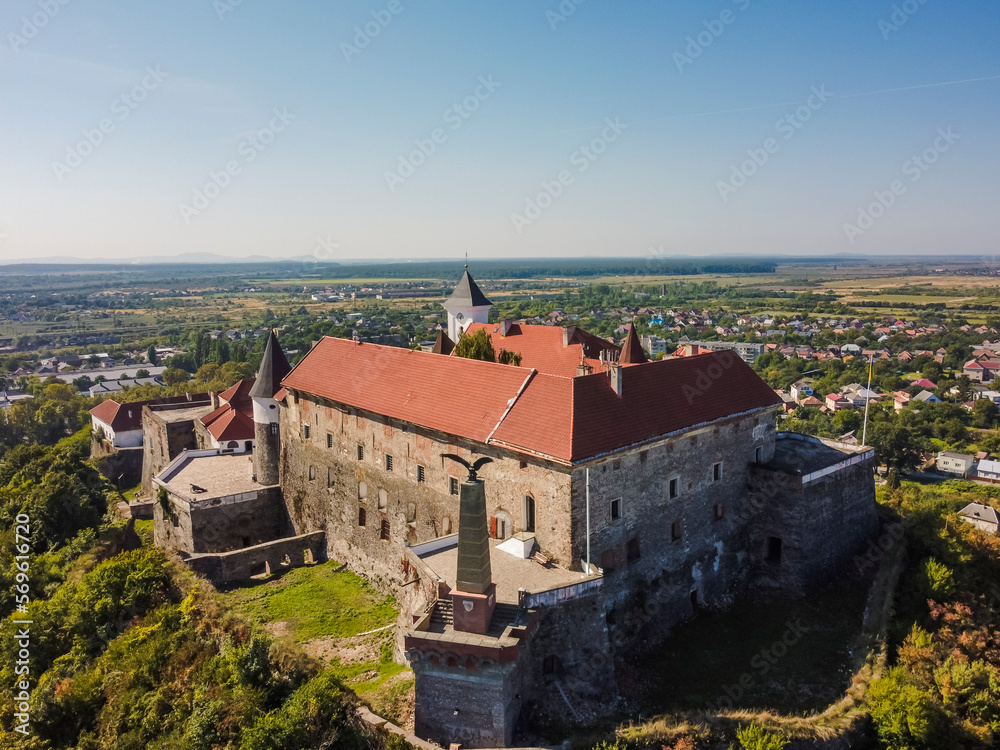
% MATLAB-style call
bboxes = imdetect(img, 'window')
[519,460,528,470]
[610,497,621,522]
[384,454,393,471]
[613,459,621,471]
[378,489,388,511]
[327,433,333,449]
[755,446,763,464]
[304,424,311,439]
[671,519,683,542]
[269,423,279,436]
[449,477,459,496]
[358,507,367,526]
[668,477,679,500]
[357,444,364,461]
[524,495,536,533]
[327,467,335,488]
[406,502,416,523]
[600,549,617,574]
[626,537,641,564]
[639,450,648,463]
[713,462,723,482]
[358,481,368,500]
[380,519,390,541]
[442,516,453,534]
[714,503,725,521]
[308,465,316,481]
[417,465,426,483]
[766,536,782,563]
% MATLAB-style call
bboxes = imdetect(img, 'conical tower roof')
[446,269,491,308]
[249,330,292,399]
[431,330,455,356]
[618,325,648,365]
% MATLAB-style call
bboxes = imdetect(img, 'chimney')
[210,391,220,410]
[609,362,623,396]
[577,361,593,377]
[500,319,513,337]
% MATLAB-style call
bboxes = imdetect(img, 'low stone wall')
[183,531,326,584]
[92,441,144,487]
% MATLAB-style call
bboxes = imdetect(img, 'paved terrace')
[769,433,873,480]
[416,536,591,605]
[159,450,266,500]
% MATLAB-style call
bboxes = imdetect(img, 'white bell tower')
[443,267,492,342]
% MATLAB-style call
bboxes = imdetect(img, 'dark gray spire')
[447,269,491,308]
[249,330,292,399]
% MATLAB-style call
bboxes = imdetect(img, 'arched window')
[358,481,367,500]
[378,489,388,511]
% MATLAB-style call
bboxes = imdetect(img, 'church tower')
[443,267,492,343]
[249,330,291,485]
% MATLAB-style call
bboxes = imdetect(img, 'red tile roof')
[285,338,781,465]
[200,378,256,442]
[90,399,143,432]
[462,322,619,378]
[90,393,209,432]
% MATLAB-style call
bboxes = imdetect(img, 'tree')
[498,349,522,366]
[955,374,972,402]
[162,367,190,386]
[135,369,150,379]
[453,328,496,362]
[972,398,999,429]
[146,344,158,366]
[870,422,923,474]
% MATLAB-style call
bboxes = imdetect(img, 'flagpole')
[861,352,873,446]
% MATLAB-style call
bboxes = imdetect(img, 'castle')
[139,270,877,748]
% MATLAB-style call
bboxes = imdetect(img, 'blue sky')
[0,0,997,262]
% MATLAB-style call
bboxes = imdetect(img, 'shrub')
[733,724,788,750]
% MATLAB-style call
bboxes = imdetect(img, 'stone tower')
[443,267,492,343]
[249,330,291,485]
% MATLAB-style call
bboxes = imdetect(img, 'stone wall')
[141,403,209,495]
[91,436,144,488]
[279,390,572,591]
[153,485,289,554]
[184,530,326,584]
[569,409,779,611]
[411,655,526,748]
[749,439,878,593]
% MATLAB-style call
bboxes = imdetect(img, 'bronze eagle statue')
[441,454,493,482]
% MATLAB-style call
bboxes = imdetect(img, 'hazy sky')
[0,1,998,262]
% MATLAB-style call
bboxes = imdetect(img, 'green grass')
[217,560,397,642]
